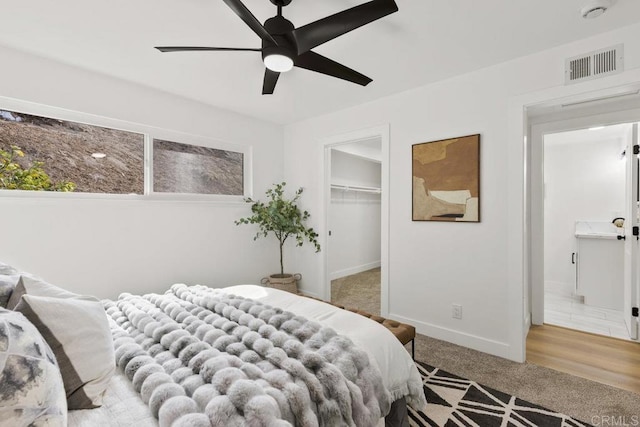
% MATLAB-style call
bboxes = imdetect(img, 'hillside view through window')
[0,109,144,194]
[153,139,243,195]
[1,109,246,196]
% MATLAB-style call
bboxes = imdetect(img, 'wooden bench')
[299,294,416,359]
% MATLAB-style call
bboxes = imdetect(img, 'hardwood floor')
[527,324,640,394]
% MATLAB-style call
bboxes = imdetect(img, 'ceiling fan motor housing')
[262,16,296,61]
[269,0,292,6]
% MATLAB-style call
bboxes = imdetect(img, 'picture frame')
[412,134,480,222]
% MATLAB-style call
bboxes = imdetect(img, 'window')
[0,106,249,198]
[0,109,144,194]
[153,139,244,195]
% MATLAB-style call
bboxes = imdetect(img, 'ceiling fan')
[155,0,399,95]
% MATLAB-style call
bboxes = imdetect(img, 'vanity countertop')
[575,221,622,239]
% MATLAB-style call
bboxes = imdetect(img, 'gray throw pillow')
[15,294,115,410]
[0,308,67,426]
[0,275,20,309]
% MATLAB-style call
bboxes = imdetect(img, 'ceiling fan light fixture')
[264,53,294,72]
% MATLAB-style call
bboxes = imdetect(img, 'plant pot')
[260,273,302,294]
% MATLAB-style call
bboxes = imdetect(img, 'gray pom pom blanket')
[104,284,396,427]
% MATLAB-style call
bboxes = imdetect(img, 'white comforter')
[228,285,424,407]
[68,285,425,426]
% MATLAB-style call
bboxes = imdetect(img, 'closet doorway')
[329,140,382,314]
[322,125,390,317]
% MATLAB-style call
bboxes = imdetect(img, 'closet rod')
[330,184,381,194]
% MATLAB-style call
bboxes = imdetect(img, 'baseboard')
[389,313,513,361]
[297,288,322,299]
[330,261,380,280]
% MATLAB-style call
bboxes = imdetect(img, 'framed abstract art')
[412,134,480,222]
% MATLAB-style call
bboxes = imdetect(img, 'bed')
[0,262,426,427]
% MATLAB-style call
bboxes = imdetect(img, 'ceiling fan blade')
[292,0,398,54]
[222,0,278,45]
[295,51,372,86]
[262,69,280,95]
[155,46,262,53]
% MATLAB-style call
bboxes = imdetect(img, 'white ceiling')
[1,0,640,124]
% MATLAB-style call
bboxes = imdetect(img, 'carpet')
[409,361,591,427]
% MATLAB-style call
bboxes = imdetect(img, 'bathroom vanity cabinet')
[574,221,624,311]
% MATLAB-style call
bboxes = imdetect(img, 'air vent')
[565,44,623,84]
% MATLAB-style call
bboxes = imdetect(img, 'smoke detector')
[581,0,612,19]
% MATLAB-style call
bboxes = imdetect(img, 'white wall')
[543,133,626,288]
[331,149,381,188]
[283,23,640,360]
[0,44,284,299]
[329,150,381,279]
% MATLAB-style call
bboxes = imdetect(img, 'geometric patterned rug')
[409,362,592,427]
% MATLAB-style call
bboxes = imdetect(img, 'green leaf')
[235,182,321,272]
[0,145,76,192]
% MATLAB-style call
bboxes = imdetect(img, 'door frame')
[624,123,639,339]
[530,110,640,330]
[321,124,390,316]
[507,71,640,362]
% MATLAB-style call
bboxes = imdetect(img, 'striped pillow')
[15,295,115,409]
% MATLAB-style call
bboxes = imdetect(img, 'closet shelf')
[330,184,381,194]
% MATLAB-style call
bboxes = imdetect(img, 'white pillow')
[0,308,67,425]
[6,275,78,310]
[15,295,115,410]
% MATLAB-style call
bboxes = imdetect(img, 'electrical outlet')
[452,304,462,319]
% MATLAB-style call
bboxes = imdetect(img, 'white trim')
[244,144,254,199]
[0,95,253,201]
[296,289,322,299]
[0,189,247,205]
[507,96,527,363]
[524,312,531,331]
[330,261,381,281]
[391,313,512,359]
[323,148,333,302]
[144,133,153,195]
[320,124,390,317]
[507,68,640,363]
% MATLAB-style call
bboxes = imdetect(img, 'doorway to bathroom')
[530,105,640,341]
[543,124,633,339]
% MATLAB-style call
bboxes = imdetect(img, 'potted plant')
[235,182,320,293]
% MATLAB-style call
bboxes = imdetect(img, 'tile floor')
[544,281,631,340]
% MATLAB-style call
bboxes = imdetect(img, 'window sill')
[0,189,248,205]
